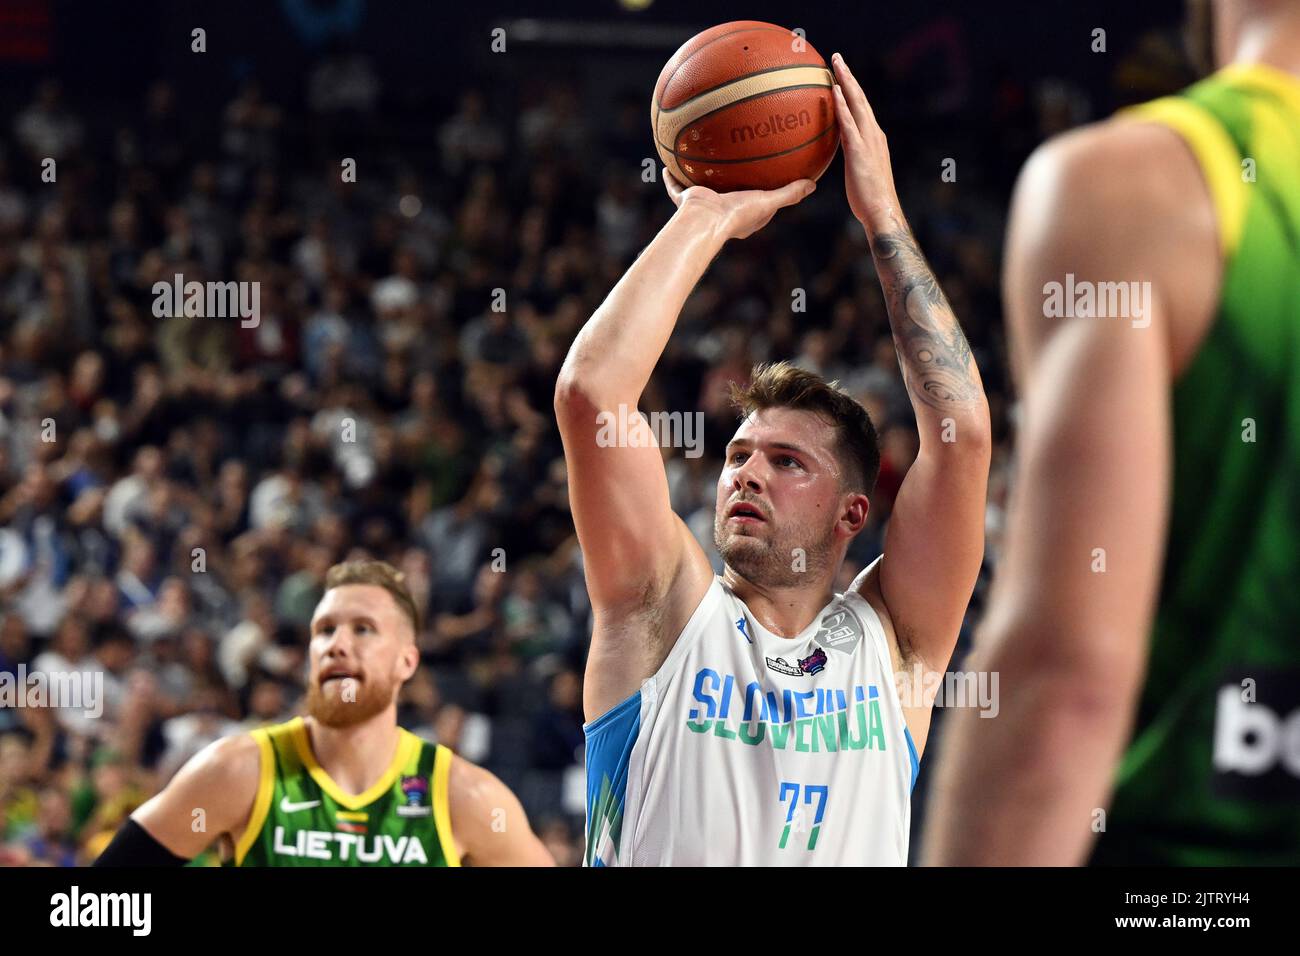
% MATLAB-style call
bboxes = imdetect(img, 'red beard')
[305,674,396,727]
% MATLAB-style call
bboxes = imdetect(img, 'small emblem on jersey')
[799,648,828,675]
[813,606,864,655]
[766,650,829,676]
[335,810,368,833]
[279,796,321,813]
[397,774,432,817]
[765,656,804,676]
[736,617,752,644]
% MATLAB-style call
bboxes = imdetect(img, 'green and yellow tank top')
[228,717,460,867]
[1093,63,1300,865]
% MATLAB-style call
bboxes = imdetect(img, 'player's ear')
[840,493,869,535]
[398,640,419,680]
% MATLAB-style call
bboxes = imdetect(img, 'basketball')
[652,20,839,192]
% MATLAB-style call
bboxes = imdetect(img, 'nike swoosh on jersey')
[279,796,322,813]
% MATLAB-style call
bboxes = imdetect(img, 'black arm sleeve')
[92,818,192,867]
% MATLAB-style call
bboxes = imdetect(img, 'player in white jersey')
[556,54,990,866]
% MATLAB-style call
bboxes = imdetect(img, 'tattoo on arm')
[869,224,980,412]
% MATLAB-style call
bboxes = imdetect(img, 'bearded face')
[715,407,865,589]
[305,665,400,728]
[305,584,417,728]
[714,489,838,588]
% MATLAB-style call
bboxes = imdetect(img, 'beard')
[714,509,836,589]
[306,673,398,728]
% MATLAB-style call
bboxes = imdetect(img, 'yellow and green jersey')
[227,717,460,867]
[1094,64,1300,865]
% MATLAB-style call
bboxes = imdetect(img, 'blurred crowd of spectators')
[0,23,1191,866]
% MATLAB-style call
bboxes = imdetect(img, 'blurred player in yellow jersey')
[927,0,1300,865]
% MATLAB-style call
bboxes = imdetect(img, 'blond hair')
[323,559,420,635]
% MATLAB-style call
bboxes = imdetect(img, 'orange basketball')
[652,20,839,193]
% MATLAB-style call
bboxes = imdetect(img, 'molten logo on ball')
[652,21,839,191]
[729,108,813,144]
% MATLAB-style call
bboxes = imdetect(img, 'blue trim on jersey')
[583,688,642,867]
[903,726,920,793]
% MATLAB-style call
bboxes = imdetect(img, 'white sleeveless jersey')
[584,560,917,866]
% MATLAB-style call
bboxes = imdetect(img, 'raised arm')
[831,53,991,676]
[555,172,813,720]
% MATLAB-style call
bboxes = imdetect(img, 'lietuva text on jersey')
[269,826,433,864]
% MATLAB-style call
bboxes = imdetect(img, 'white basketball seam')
[654,65,833,156]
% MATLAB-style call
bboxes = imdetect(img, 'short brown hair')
[728,361,880,495]
[323,559,421,636]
